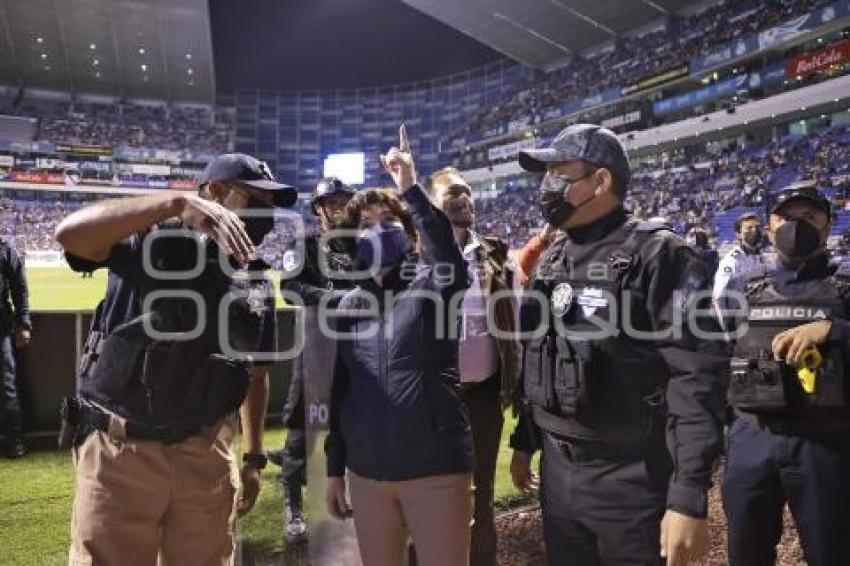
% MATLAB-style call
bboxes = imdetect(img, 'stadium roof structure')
[0,0,215,103]
[399,0,704,69]
[209,0,503,91]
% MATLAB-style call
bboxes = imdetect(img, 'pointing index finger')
[399,123,410,153]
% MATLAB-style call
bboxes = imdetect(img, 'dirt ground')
[496,484,805,565]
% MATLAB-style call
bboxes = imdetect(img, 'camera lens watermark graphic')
[141,290,206,341]
[142,227,205,280]
[218,288,306,362]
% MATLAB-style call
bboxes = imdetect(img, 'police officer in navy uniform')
[268,176,357,542]
[0,239,31,458]
[55,153,295,565]
[509,124,728,566]
[721,184,850,566]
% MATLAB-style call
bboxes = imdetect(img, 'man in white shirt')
[713,212,768,305]
[428,167,520,566]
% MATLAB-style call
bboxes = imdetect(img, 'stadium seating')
[1,96,232,154]
[449,0,832,145]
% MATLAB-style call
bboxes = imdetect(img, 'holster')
[730,346,847,414]
[729,352,787,411]
[57,396,98,449]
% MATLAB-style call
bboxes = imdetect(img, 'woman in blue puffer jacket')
[325,126,473,566]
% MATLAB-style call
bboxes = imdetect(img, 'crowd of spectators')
[451,0,830,142]
[473,123,850,249]
[1,122,848,268]
[0,96,231,154]
[0,196,87,253]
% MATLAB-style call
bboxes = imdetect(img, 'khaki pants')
[348,471,473,566]
[69,426,239,566]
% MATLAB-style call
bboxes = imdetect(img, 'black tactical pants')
[280,358,305,487]
[722,418,850,566]
[0,334,22,439]
[540,431,669,565]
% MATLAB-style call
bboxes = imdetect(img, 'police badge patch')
[577,287,608,317]
[551,282,574,316]
[282,249,300,272]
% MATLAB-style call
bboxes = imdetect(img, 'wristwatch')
[242,453,268,470]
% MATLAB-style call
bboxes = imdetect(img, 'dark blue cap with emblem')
[770,183,831,217]
[198,153,297,208]
[312,177,355,214]
[518,123,631,189]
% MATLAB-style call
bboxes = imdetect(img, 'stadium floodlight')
[323,153,365,185]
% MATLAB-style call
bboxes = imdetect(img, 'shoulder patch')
[282,249,301,272]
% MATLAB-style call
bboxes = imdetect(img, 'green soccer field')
[25,266,287,311]
[25,266,108,311]
[0,418,537,565]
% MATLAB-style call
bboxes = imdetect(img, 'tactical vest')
[730,270,850,420]
[521,220,670,443]
[78,233,270,430]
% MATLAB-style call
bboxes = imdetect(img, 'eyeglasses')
[541,169,596,194]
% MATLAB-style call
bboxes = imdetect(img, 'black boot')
[4,436,26,458]
[266,448,284,467]
[284,481,307,544]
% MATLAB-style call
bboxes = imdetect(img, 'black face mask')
[774,220,821,258]
[539,172,596,228]
[242,215,274,246]
[742,231,762,248]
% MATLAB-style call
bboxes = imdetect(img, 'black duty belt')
[79,403,201,445]
[734,408,850,438]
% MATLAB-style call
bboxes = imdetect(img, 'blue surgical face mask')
[356,220,412,275]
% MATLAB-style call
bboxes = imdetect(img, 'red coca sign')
[10,171,47,183]
[786,40,850,78]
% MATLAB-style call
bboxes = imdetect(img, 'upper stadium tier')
[0,0,846,194]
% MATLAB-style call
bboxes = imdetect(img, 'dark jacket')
[325,185,472,480]
[0,241,30,334]
[469,234,520,406]
[280,235,357,307]
[695,246,719,282]
[510,207,728,519]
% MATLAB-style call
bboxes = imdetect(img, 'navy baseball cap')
[198,153,297,208]
[312,177,355,214]
[771,183,831,216]
[519,124,631,188]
